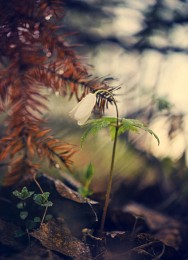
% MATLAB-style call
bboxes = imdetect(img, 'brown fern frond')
[4,158,39,186]
[0,0,117,185]
[30,62,118,114]
[37,137,77,170]
[32,128,77,169]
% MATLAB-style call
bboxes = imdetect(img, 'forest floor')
[0,173,188,260]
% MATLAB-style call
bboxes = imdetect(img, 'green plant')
[13,185,53,237]
[70,89,159,236]
[13,187,34,221]
[79,163,94,197]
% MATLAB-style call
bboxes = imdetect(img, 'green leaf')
[13,187,35,200]
[81,116,159,146]
[45,214,53,221]
[16,202,24,209]
[109,123,134,140]
[121,119,160,145]
[33,192,50,205]
[20,211,28,220]
[41,201,53,207]
[33,194,43,205]
[34,217,41,223]
[79,187,93,198]
[33,193,52,207]
[81,117,115,147]
[42,192,50,200]
[85,163,94,181]
[78,164,94,198]
[12,190,20,197]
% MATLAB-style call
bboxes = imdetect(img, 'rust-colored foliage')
[0,0,116,185]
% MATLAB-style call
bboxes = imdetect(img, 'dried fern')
[0,0,116,185]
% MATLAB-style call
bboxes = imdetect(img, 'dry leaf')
[31,218,92,259]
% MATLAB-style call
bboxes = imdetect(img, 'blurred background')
[45,0,188,195]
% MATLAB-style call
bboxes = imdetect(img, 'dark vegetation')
[0,1,188,259]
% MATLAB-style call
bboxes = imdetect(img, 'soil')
[0,174,188,260]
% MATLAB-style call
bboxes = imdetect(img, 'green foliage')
[81,117,160,146]
[79,163,94,197]
[34,215,53,223]
[33,192,53,207]
[12,187,34,200]
[34,217,41,223]
[121,118,160,145]
[20,211,28,220]
[154,96,173,111]
[13,185,53,238]
[81,117,113,147]
[45,214,53,221]
[16,202,25,209]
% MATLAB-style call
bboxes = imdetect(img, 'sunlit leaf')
[122,119,160,145]
[81,117,160,146]
[81,117,115,147]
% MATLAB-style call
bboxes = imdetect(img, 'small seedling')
[13,187,35,201]
[79,163,94,197]
[13,185,53,237]
[33,192,53,225]
[13,187,35,224]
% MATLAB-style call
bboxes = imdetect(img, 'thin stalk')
[33,174,44,193]
[99,125,119,234]
[40,206,48,226]
[95,90,119,235]
[33,174,48,227]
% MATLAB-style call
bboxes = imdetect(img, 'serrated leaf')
[81,117,115,147]
[33,192,50,205]
[33,192,53,207]
[122,119,160,145]
[33,194,43,205]
[20,211,28,220]
[13,187,35,200]
[81,116,159,146]
[109,123,132,140]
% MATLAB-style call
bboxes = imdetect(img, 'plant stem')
[33,174,44,193]
[96,90,119,235]
[40,206,48,227]
[33,174,48,227]
[99,125,119,234]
